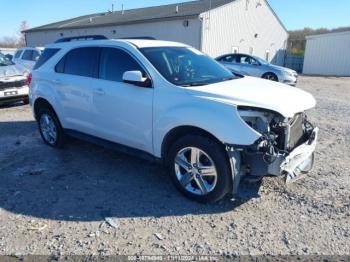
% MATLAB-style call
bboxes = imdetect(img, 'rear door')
[53,47,99,135]
[91,47,154,153]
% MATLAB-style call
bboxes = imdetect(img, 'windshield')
[253,56,269,65]
[140,47,235,86]
[0,53,14,66]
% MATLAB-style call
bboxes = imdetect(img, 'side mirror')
[122,71,152,87]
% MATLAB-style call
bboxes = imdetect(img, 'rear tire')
[37,107,65,148]
[166,135,232,203]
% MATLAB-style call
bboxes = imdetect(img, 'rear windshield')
[33,48,60,70]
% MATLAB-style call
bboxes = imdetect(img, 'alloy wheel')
[174,147,218,195]
[40,113,58,145]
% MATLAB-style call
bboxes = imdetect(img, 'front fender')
[153,99,261,157]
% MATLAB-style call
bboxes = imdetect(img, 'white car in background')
[13,47,42,71]
[0,52,29,104]
[29,36,318,203]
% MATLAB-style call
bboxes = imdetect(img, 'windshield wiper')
[181,82,210,87]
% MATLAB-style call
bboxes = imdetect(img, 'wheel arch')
[161,125,225,160]
[33,97,58,121]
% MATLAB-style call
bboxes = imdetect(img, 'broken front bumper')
[280,127,319,182]
[229,127,319,196]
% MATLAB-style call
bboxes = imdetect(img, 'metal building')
[24,0,288,64]
[303,31,350,76]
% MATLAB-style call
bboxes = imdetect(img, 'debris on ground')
[104,217,120,229]
[28,224,48,232]
[154,233,164,240]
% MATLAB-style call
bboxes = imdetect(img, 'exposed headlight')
[237,106,285,134]
[237,107,282,134]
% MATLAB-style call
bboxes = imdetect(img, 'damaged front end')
[230,106,318,195]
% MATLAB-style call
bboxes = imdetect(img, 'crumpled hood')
[0,64,27,79]
[185,76,316,118]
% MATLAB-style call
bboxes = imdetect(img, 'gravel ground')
[0,76,349,257]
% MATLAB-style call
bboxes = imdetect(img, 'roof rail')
[119,36,156,40]
[55,35,108,43]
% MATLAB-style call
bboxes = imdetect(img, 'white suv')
[29,37,318,203]
[13,47,42,70]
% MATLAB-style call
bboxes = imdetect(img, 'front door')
[92,47,154,153]
[236,54,261,77]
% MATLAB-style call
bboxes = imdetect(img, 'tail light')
[26,73,32,86]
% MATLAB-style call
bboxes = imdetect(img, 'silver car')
[216,53,298,86]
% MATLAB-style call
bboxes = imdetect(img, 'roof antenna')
[112,3,114,12]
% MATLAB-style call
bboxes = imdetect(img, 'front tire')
[37,107,65,148]
[262,72,278,82]
[166,135,232,203]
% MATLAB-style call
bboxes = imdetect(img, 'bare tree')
[18,21,29,47]
[287,26,350,56]
[0,36,19,48]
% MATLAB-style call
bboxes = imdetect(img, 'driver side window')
[238,55,258,65]
[99,48,145,82]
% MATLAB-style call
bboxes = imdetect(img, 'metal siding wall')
[303,32,350,76]
[25,18,201,49]
[201,0,288,65]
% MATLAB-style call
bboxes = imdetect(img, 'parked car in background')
[5,54,13,61]
[29,37,318,203]
[13,47,42,71]
[216,53,298,86]
[0,52,29,105]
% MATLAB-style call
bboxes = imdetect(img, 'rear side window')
[220,55,235,62]
[33,48,60,70]
[56,47,100,78]
[14,50,23,59]
[99,47,144,82]
[22,50,34,61]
